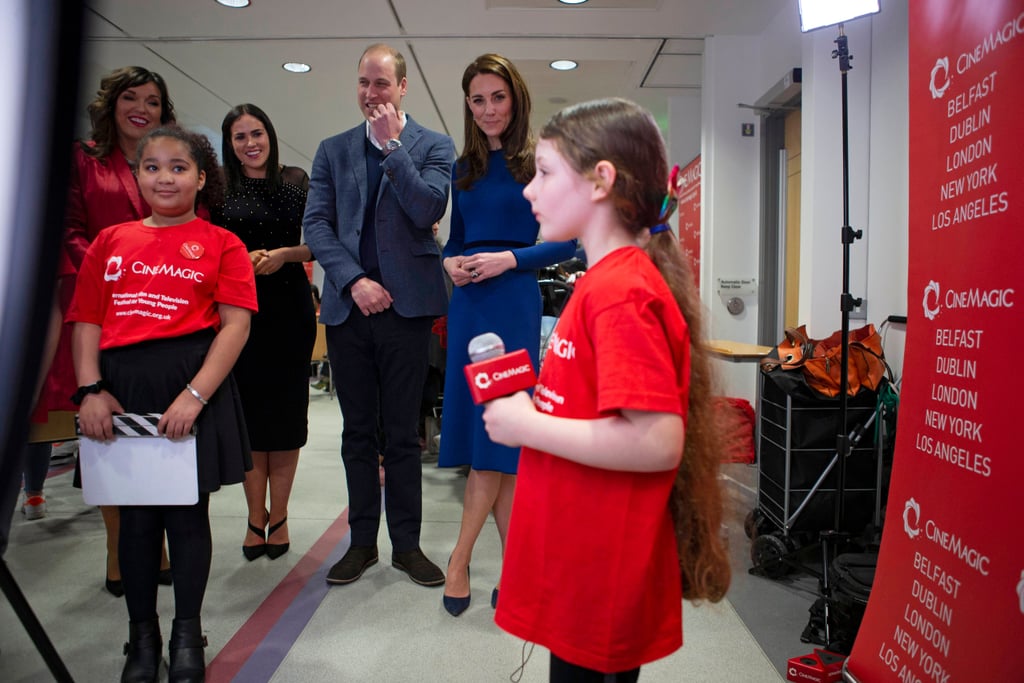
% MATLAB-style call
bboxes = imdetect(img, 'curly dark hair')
[135,126,225,212]
[456,53,534,191]
[83,66,175,159]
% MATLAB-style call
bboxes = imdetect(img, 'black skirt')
[99,329,252,493]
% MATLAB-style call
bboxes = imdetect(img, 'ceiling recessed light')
[215,0,250,7]
[549,60,578,71]
[282,62,312,74]
[558,0,589,5]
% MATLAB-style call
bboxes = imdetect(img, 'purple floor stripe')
[229,534,352,683]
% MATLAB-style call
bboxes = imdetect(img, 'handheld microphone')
[464,332,537,404]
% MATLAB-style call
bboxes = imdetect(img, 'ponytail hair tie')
[650,224,671,235]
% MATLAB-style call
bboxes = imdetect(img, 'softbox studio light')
[799,0,880,32]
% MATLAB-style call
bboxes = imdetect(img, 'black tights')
[120,494,211,623]
[550,653,641,683]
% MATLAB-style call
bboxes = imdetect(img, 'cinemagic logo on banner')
[928,10,1024,99]
[902,497,991,576]
[921,280,1014,320]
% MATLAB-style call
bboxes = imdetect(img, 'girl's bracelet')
[186,383,209,406]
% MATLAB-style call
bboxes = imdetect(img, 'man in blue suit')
[304,44,454,587]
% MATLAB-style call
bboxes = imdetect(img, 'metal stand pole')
[820,24,864,647]
[0,559,75,682]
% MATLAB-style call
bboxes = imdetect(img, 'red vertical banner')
[845,1,1024,681]
[676,155,701,288]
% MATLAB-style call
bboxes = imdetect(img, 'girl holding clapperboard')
[482,98,730,682]
[68,126,257,683]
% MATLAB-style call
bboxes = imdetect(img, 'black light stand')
[817,24,864,648]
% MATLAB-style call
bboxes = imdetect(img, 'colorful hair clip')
[650,223,671,235]
[658,164,682,223]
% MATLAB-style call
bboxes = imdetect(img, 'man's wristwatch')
[71,380,110,405]
[384,138,402,153]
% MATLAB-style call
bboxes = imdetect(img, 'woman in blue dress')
[439,54,576,616]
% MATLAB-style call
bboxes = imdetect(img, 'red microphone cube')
[464,348,537,404]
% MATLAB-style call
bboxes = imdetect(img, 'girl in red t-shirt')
[482,98,731,682]
[68,126,257,683]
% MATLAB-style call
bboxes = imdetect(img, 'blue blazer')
[304,116,456,325]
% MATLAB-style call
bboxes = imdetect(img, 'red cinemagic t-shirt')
[495,246,690,673]
[68,218,257,349]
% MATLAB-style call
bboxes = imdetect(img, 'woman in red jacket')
[39,66,177,596]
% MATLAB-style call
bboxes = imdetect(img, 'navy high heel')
[443,560,471,617]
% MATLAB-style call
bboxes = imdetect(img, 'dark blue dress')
[438,151,576,473]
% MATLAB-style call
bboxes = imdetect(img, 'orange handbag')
[761,324,889,398]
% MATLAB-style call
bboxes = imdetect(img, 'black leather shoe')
[106,576,125,598]
[168,617,207,683]
[392,548,445,587]
[121,619,161,683]
[326,545,378,585]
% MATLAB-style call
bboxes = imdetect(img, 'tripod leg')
[0,559,75,682]
[820,532,835,647]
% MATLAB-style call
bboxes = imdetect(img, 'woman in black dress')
[216,104,316,561]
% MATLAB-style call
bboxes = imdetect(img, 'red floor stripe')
[206,510,350,682]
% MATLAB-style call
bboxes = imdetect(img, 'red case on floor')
[787,649,845,683]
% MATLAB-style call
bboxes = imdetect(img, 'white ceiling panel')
[80,0,790,168]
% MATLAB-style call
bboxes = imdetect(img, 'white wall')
[700,35,763,401]
[864,1,909,379]
[800,7,909,377]
[686,4,910,402]
[799,21,874,334]
[667,92,702,168]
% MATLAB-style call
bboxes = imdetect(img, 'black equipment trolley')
[746,370,893,579]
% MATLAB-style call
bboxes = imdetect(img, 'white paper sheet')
[79,434,199,505]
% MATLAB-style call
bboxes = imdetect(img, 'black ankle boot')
[121,619,162,683]
[168,617,208,682]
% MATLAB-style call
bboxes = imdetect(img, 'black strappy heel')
[242,518,266,561]
[266,517,289,560]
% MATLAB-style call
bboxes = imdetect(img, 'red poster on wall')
[676,155,701,288]
[845,1,1024,681]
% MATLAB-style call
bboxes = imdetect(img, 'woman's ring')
[471,271,479,278]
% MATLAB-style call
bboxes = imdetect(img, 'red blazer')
[33,144,152,418]
[64,142,150,270]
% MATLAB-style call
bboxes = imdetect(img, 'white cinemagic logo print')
[922,280,1014,320]
[923,281,941,320]
[930,57,951,99]
[104,256,124,282]
[904,498,921,539]
[474,372,492,390]
[902,498,990,576]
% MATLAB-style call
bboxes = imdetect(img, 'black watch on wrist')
[384,138,402,153]
[71,380,109,405]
